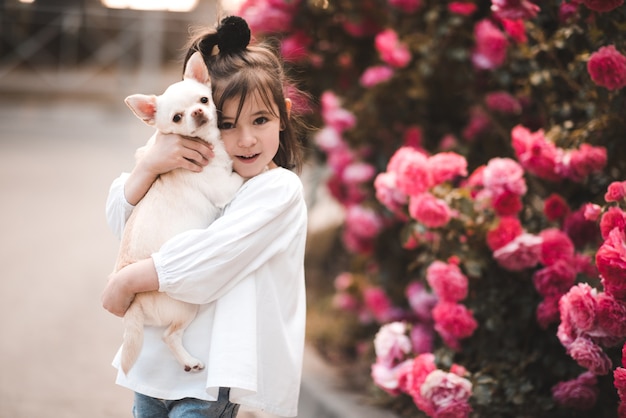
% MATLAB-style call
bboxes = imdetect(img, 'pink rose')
[605,181,626,203]
[420,370,473,417]
[320,91,357,133]
[332,292,359,311]
[388,0,422,13]
[406,282,438,322]
[334,272,354,291]
[587,45,626,90]
[563,206,601,248]
[462,106,492,140]
[560,283,598,334]
[583,0,624,12]
[239,0,297,34]
[532,260,577,297]
[559,1,580,22]
[403,353,437,398]
[471,19,509,70]
[567,336,612,375]
[599,206,626,239]
[552,371,598,410]
[596,228,626,300]
[372,359,414,395]
[388,147,433,196]
[373,322,412,366]
[485,91,522,114]
[427,152,468,185]
[345,205,383,239]
[539,228,575,266]
[615,366,626,398]
[483,157,527,197]
[501,18,527,43]
[510,125,561,181]
[426,260,469,303]
[363,287,393,323]
[536,296,561,328]
[409,193,455,228]
[486,216,523,251]
[544,193,570,221]
[375,29,412,68]
[314,126,343,153]
[490,0,540,20]
[448,2,478,15]
[432,302,478,349]
[374,172,408,216]
[596,292,626,338]
[563,144,607,182]
[342,161,376,185]
[583,203,602,221]
[360,65,395,87]
[493,232,542,271]
[491,189,523,216]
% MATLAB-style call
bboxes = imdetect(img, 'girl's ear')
[281,98,293,131]
[285,98,292,119]
[183,52,211,85]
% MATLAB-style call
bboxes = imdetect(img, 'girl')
[102,16,308,418]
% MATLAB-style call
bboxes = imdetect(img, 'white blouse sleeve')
[153,169,307,305]
[105,172,135,241]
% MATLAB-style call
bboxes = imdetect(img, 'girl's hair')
[183,16,306,172]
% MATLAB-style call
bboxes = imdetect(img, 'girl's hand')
[124,133,214,205]
[101,259,160,317]
[101,270,135,317]
[139,132,214,176]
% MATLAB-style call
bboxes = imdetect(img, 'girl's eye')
[200,97,209,104]
[253,116,269,125]
[173,114,182,123]
[219,122,235,130]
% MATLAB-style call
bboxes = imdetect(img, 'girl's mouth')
[237,153,260,162]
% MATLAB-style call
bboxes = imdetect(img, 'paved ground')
[0,72,398,418]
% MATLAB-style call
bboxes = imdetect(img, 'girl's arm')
[154,170,307,304]
[102,258,159,317]
[102,170,306,315]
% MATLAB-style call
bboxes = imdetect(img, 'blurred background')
[0,1,286,417]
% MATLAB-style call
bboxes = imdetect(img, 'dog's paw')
[184,360,205,373]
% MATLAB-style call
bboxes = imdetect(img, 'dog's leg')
[162,306,204,372]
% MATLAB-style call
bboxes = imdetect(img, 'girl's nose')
[238,127,257,147]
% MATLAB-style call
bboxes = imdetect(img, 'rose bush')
[237,0,626,416]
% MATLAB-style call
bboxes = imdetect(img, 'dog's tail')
[121,302,144,375]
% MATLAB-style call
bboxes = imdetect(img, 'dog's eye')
[200,97,208,104]
[173,114,182,123]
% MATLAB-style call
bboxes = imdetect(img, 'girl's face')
[219,91,281,179]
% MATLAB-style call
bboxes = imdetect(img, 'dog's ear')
[183,52,211,85]
[125,94,158,125]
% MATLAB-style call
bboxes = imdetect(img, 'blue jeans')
[133,387,240,418]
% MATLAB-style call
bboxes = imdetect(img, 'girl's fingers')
[182,137,214,161]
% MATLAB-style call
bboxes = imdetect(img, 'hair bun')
[217,16,251,54]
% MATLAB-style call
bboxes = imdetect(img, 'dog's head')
[124,52,218,141]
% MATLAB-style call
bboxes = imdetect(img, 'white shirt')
[105,167,307,417]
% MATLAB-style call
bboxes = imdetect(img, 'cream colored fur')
[116,52,243,374]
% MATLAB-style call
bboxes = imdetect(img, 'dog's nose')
[192,109,204,117]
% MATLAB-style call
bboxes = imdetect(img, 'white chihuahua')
[115,52,243,374]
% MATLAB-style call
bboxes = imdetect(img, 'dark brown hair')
[183,16,306,172]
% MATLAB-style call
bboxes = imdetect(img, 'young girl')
[102,16,308,418]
